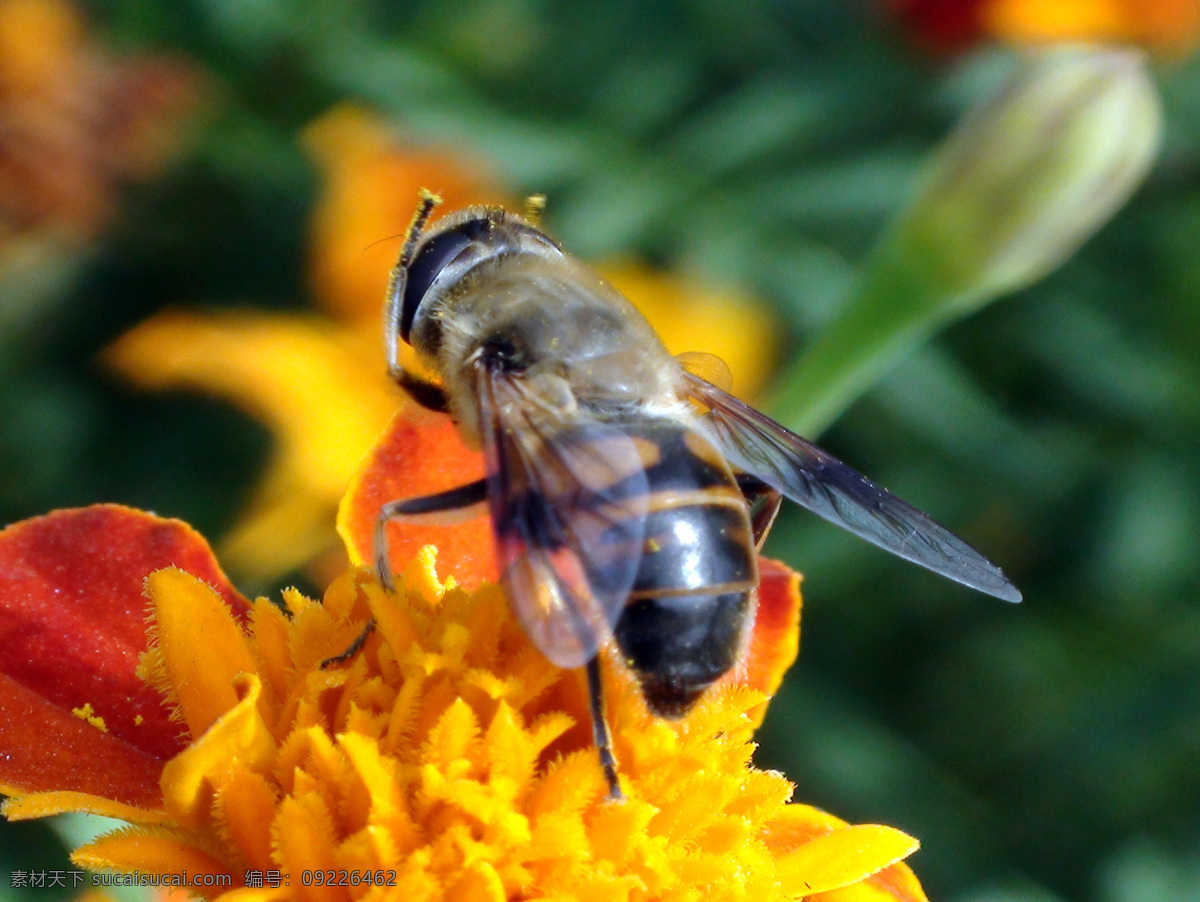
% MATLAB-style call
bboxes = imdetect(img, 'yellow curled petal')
[72,826,234,899]
[144,567,258,739]
[776,824,920,897]
[160,674,275,829]
[1,790,170,825]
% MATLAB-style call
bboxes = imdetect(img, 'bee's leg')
[393,369,451,413]
[322,478,488,671]
[373,479,489,589]
[320,619,376,668]
[587,655,625,801]
[736,473,783,550]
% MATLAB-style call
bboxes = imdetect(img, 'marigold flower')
[103,105,781,584]
[0,404,927,901]
[889,0,1200,54]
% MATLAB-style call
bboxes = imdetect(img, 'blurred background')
[2,1,1200,900]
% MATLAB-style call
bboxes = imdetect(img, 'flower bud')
[889,45,1162,305]
[769,46,1162,435]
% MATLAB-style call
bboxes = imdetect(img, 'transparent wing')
[683,373,1021,602]
[477,368,651,667]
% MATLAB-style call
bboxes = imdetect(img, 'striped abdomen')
[612,417,758,718]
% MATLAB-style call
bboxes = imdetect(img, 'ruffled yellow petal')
[139,567,258,738]
[160,674,275,829]
[213,763,280,870]
[9,521,924,900]
[73,826,234,898]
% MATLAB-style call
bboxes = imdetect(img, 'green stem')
[765,236,980,438]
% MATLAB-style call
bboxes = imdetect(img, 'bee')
[345,192,1020,799]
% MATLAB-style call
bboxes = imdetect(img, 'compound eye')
[400,217,492,342]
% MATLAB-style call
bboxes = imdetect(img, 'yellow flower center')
[5,544,920,900]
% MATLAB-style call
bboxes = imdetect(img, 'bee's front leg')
[393,369,451,413]
[321,479,488,671]
[372,479,489,589]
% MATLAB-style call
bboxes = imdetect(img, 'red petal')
[0,505,250,798]
[0,674,164,807]
[340,406,498,587]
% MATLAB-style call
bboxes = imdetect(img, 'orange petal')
[0,505,249,799]
[763,801,850,851]
[273,795,341,902]
[811,858,931,902]
[339,405,497,587]
[72,827,236,900]
[717,555,802,726]
[103,310,400,581]
[985,0,1200,53]
[213,763,280,871]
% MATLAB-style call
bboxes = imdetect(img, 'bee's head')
[396,202,561,348]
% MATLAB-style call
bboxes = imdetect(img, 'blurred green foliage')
[3,2,1200,901]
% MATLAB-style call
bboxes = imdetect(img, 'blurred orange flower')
[104,105,781,584]
[889,0,1200,54]
[0,0,198,245]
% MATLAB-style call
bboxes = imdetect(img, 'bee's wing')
[477,369,651,668]
[683,373,1021,602]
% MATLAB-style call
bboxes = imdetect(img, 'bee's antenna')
[523,194,547,227]
[400,189,443,269]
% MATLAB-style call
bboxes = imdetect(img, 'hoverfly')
[336,192,1020,800]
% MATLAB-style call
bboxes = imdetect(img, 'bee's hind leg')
[321,478,488,670]
[587,655,625,801]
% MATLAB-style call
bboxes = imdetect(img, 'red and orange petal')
[0,505,248,808]
[303,104,512,323]
[338,404,495,589]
